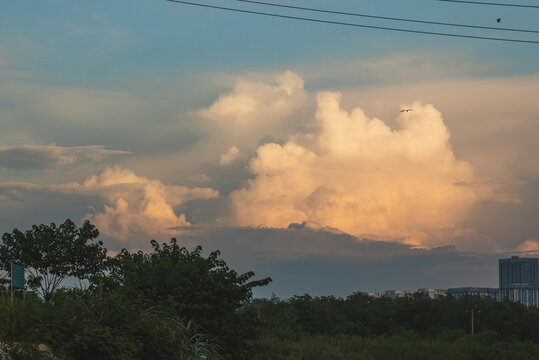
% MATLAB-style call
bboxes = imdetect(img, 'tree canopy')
[106,238,272,357]
[0,219,108,301]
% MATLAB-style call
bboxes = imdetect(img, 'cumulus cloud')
[0,144,130,169]
[0,166,219,241]
[198,71,306,125]
[195,71,310,152]
[219,146,240,166]
[230,88,504,248]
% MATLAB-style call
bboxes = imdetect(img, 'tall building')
[499,256,539,306]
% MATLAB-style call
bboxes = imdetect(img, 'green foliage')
[248,331,539,360]
[0,220,108,301]
[106,238,271,358]
[39,287,221,360]
[0,290,43,343]
[247,293,539,344]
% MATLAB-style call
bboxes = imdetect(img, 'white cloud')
[0,144,130,169]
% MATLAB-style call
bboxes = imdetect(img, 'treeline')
[2,220,539,359]
[244,293,539,360]
[244,293,539,359]
[250,293,539,341]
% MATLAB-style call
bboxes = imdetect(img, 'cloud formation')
[219,146,240,166]
[0,144,130,169]
[230,90,502,248]
[515,241,539,253]
[79,167,219,241]
[196,71,309,150]
[0,166,218,241]
[198,71,306,125]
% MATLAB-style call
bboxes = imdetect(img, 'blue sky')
[1,0,539,296]
[4,0,538,84]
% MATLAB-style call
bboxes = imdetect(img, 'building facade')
[445,287,500,301]
[499,256,539,306]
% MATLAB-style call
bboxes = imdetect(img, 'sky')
[1,0,539,297]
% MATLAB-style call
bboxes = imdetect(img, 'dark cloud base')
[172,226,503,298]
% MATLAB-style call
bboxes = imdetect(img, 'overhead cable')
[438,0,539,9]
[236,0,539,34]
[166,0,539,44]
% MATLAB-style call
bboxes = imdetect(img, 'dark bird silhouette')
[400,109,414,112]
[497,18,501,23]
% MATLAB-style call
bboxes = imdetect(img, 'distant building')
[356,291,382,298]
[365,292,382,298]
[499,256,539,306]
[417,288,447,299]
[383,290,410,300]
[445,287,500,301]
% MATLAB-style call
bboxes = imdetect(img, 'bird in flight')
[400,109,414,112]
[497,18,501,23]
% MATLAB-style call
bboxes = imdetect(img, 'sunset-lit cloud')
[79,166,218,241]
[0,70,531,252]
[197,70,306,125]
[196,71,310,151]
[230,87,507,248]
[515,241,539,253]
[219,146,240,166]
[0,166,218,241]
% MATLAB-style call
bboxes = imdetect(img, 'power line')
[166,0,539,44]
[236,0,539,34]
[438,0,539,8]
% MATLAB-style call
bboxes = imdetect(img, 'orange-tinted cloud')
[515,240,539,253]
[219,146,240,166]
[230,90,505,248]
[81,166,218,241]
[197,71,306,125]
[196,71,309,151]
[0,166,218,241]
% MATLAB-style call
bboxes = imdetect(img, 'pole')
[10,262,13,304]
[471,309,474,335]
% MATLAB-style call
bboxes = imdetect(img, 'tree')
[107,238,271,358]
[0,219,108,301]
